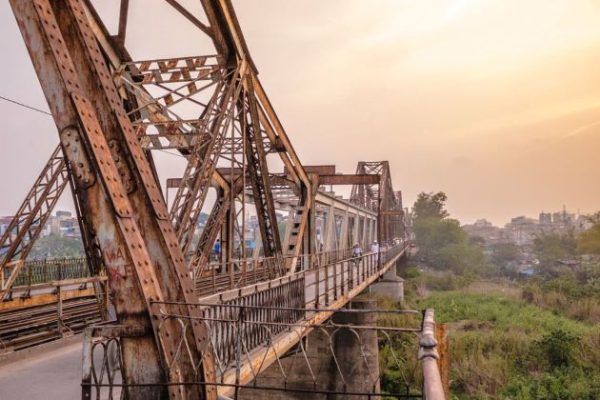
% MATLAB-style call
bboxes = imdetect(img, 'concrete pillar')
[239,299,381,399]
[369,262,405,302]
[330,298,381,398]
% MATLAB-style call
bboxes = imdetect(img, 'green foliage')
[414,217,463,258]
[578,221,600,254]
[411,192,487,275]
[412,271,476,291]
[379,334,420,395]
[520,266,600,322]
[414,291,600,400]
[436,242,487,275]
[534,329,580,369]
[29,234,84,259]
[491,242,520,267]
[403,265,421,279]
[504,369,600,400]
[533,231,576,268]
[418,292,589,335]
[412,191,449,221]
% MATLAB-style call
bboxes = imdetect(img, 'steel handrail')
[420,309,446,400]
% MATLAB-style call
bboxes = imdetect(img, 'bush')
[535,329,580,369]
[504,369,600,400]
[403,266,421,279]
[412,291,598,400]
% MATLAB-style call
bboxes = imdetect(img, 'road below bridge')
[0,336,82,400]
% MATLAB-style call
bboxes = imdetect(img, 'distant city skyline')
[464,206,589,227]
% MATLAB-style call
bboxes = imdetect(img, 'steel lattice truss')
[3,2,313,281]
[350,161,405,242]
[0,146,69,299]
[4,1,408,399]
[7,1,314,398]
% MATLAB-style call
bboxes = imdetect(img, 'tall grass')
[412,291,600,399]
[522,285,600,323]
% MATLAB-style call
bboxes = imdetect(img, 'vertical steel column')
[10,1,215,398]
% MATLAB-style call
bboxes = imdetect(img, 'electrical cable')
[0,95,51,116]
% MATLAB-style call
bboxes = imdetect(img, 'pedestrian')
[352,242,362,267]
[214,239,221,261]
[352,242,363,258]
[371,240,379,254]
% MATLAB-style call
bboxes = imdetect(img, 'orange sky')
[235,0,600,224]
[1,1,600,225]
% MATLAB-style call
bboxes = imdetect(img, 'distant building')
[551,207,575,225]
[462,219,504,245]
[48,211,81,239]
[473,219,493,228]
[0,216,13,236]
[498,207,585,247]
[0,210,82,242]
[504,216,538,246]
[55,210,72,219]
[539,212,552,225]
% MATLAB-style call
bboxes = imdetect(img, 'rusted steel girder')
[350,161,405,243]
[239,79,282,259]
[0,145,69,299]
[10,1,215,399]
[318,174,380,186]
[197,0,313,267]
[169,72,242,256]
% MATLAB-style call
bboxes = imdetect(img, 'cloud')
[562,120,600,139]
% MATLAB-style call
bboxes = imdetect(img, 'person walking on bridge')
[371,240,379,254]
[214,239,221,261]
[352,243,363,267]
[352,243,363,258]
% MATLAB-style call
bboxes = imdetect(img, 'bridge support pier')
[239,299,380,399]
[369,261,404,302]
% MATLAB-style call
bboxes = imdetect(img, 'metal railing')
[9,257,91,288]
[7,243,405,296]
[194,246,370,296]
[82,243,411,399]
[420,309,446,400]
[83,307,426,400]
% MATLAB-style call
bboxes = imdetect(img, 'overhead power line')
[0,94,187,160]
[0,95,51,116]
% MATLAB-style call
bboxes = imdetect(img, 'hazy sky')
[1,0,600,225]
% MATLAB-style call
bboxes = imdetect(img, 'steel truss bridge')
[1,1,445,399]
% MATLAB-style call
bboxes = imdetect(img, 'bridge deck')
[83,244,407,398]
[0,336,82,400]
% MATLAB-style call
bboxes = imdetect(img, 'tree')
[436,242,486,275]
[29,234,84,259]
[578,220,600,255]
[414,218,466,252]
[411,191,488,275]
[534,231,576,267]
[534,329,580,369]
[491,242,521,267]
[584,211,600,225]
[412,192,449,222]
